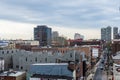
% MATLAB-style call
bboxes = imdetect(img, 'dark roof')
[31,74,73,79]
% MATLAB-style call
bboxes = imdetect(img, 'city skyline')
[0,0,120,40]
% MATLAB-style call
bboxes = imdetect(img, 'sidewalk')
[86,61,100,80]
[107,72,113,80]
[87,74,93,80]
[86,66,97,80]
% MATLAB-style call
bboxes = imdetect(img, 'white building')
[12,40,39,46]
[12,50,83,71]
[0,48,88,79]
[0,70,26,80]
[113,63,120,80]
[0,49,18,70]
[52,31,59,39]
[112,52,120,80]
[74,33,84,40]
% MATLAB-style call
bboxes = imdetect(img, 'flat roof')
[113,54,120,59]
[30,63,72,77]
[0,71,25,77]
[31,74,72,79]
[32,63,68,66]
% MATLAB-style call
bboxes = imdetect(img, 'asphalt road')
[93,65,103,80]
[93,58,107,80]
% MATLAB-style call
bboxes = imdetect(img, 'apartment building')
[0,47,92,80]
[0,49,19,70]
[12,50,85,71]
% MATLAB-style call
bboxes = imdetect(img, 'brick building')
[112,40,120,54]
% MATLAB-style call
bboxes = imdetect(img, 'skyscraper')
[101,26,111,41]
[101,28,106,41]
[113,27,118,39]
[74,33,81,40]
[106,26,111,41]
[52,31,59,39]
[34,25,52,46]
[74,33,84,40]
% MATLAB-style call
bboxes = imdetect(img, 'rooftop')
[30,63,73,77]
[113,52,120,59]
[0,71,25,77]
[32,63,68,66]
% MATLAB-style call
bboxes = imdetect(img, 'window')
[40,60,41,62]
[7,51,9,54]
[26,57,27,62]
[11,51,13,53]
[35,57,37,62]
[21,66,23,69]
[70,53,72,58]
[45,58,47,62]
[16,65,19,68]
[2,51,4,54]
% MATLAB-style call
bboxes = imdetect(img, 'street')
[93,56,108,80]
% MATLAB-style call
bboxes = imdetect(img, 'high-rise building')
[34,25,52,46]
[106,26,111,41]
[74,33,81,40]
[113,27,118,39]
[52,31,59,39]
[74,33,84,40]
[101,28,106,41]
[101,26,111,41]
[115,30,120,39]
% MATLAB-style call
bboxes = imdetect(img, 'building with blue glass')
[34,25,52,46]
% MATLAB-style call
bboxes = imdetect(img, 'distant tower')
[74,33,84,40]
[52,31,59,39]
[74,33,81,40]
[106,26,111,41]
[101,28,106,41]
[113,27,118,39]
[34,25,52,46]
[101,26,111,41]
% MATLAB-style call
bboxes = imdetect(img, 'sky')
[0,0,120,40]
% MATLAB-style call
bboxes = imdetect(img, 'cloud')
[0,0,120,39]
[0,20,35,40]
[0,19,100,40]
[0,0,120,27]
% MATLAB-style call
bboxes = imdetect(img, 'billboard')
[92,48,99,57]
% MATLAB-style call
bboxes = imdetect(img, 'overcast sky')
[0,0,120,40]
